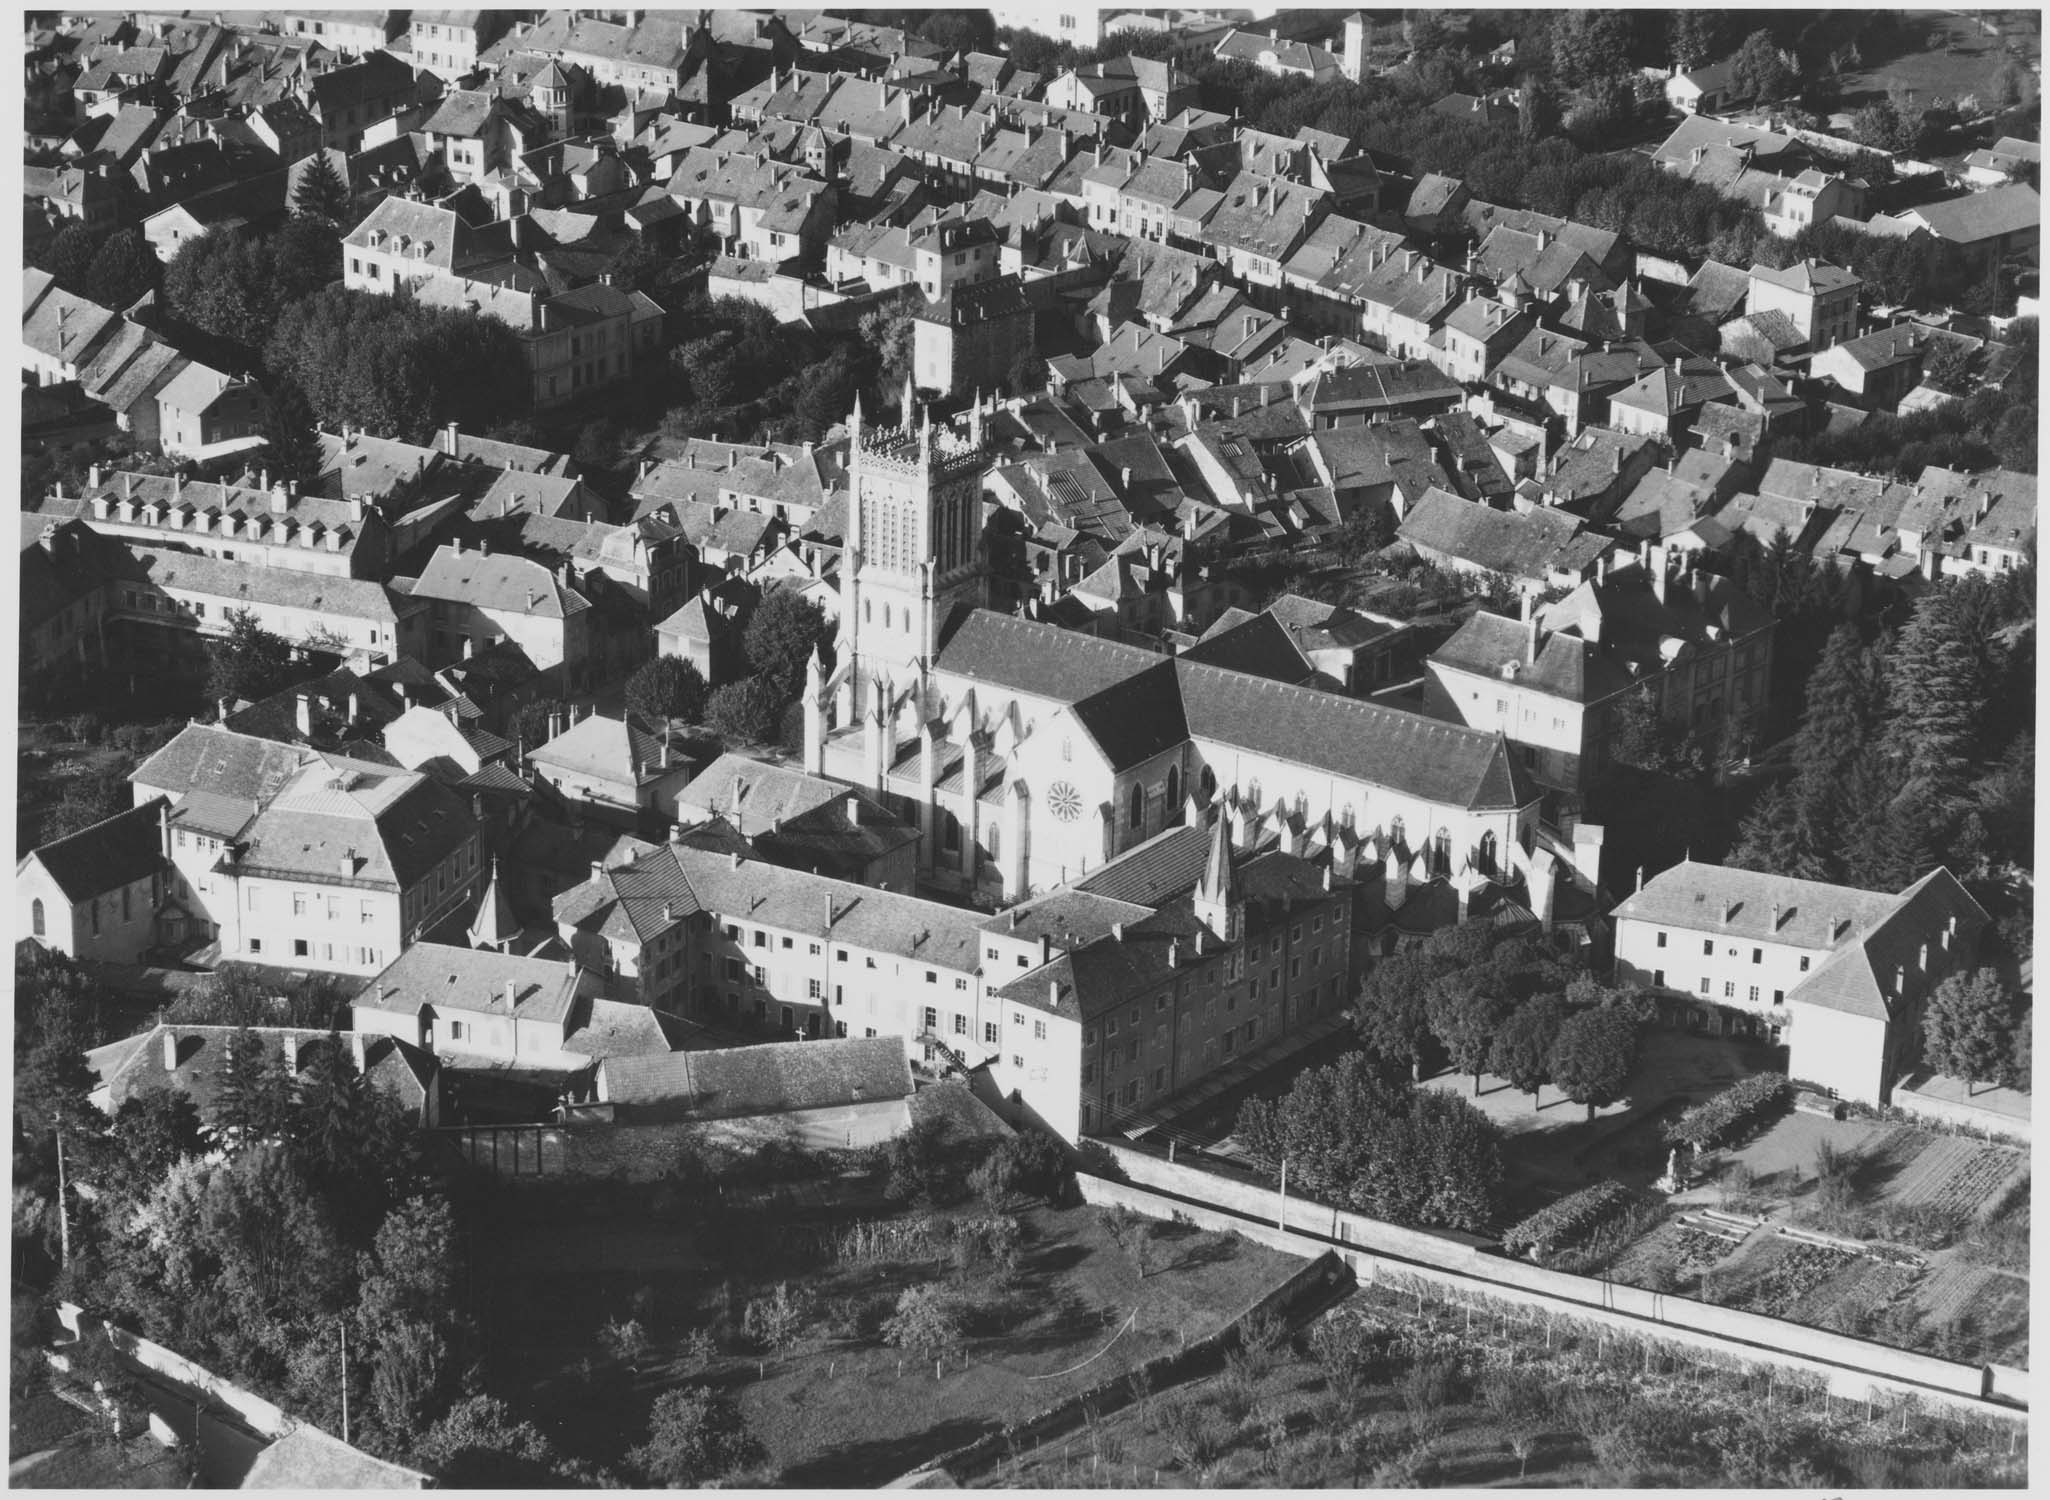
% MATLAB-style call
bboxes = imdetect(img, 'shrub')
[1156,1395,1221,1468]
[1664,1073,1790,1150]
[1501,1180,1640,1256]
[1073,1139,1125,1183]
[881,1284,962,1361]
[741,1282,812,1353]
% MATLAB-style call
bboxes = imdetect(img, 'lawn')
[1831,10,2037,113]
[474,1193,1301,1486]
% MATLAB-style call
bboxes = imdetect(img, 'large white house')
[1613,860,1988,1104]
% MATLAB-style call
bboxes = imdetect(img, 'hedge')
[1664,1072,1791,1150]
[1501,1179,1639,1257]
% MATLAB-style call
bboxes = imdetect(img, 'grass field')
[475,1194,1300,1485]
[1834,10,2038,111]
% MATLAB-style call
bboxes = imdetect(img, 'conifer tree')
[291,150,350,225]
[1888,589,1985,808]
[213,1027,291,1146]
[258,376,324,489]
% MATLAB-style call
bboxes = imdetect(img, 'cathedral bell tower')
[835,379,989,725]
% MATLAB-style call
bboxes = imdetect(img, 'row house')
[134,725,481,975]
[110,544,424,678]
[408,10,514,81]
[303,49,420,152]
[1199,174,1329,300]
[502,10,706,96]
[65,468,391,578]
[665,148,837,266]
[1041,55,1198,125]
[554,837,993,1054]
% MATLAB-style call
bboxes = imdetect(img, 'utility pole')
[338,1321,349,1445]
[54,1129,71,1267]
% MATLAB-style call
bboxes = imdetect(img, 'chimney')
[295,692,314,737]
[1525,611,1540,665]
[846,795,861,825]
[504,980,517,1011]
[1048,977,1060,1008]
[590,860,605,883]
[161,1028,179,1070]
[444,421,460,458]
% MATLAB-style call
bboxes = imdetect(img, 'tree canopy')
[206,609,297,708]
[743,588,833,701]
[1235,1053,1504,1232]
[624,655,708,725]
[1922,967,2025,1091]
[1548,1005,1641,1119]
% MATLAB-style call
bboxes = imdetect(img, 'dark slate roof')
[22,797,168,901]
[1174,658,1532,811]
[1183,611,1317,684]
[597,1034,913,1117]
[1070,659,1188,772]
[934,607,1160,704]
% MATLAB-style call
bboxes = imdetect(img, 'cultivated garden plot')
[479,1198,1300,1487]
[1545,1105,2030,1369]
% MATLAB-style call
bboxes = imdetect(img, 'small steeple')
[467,856,517,952]
[1193,810,1240,943]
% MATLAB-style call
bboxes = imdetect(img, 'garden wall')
[1091,1143,2024,1415]
[1891,1084,2031,1145]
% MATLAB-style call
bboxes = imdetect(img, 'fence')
[1089,1143,2026,1416]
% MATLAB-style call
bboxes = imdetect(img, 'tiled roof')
[598,1035,912,1116]
[1398,488,1606,581]
[1907,185,2041,245]
[21,797,167,901]
[530,713,683,784]
[87,1023,436,1122]
[355,940,580,1025]
[412,543,590,618]
[133,724,318,802]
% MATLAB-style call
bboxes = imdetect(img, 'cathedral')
[804,390,1601,921]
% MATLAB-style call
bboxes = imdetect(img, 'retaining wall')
[1092,1143,2026,1414]
[440,1108,903,1182]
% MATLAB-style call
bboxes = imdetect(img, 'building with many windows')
[132,726,483,976]
[1612,861,1988,1104]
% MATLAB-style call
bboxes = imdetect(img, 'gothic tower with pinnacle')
[835,377,988,724]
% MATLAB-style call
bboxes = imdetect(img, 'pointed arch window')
[1128,782,1144,829]
[1165,765,1180,813]
[31,899,45,938]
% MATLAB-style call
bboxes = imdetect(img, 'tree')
[1922,967,2022,1093]
[1549,11,1631,86]
[859,303,916,398]
[1518,75,1562,140]
[1006,348,1048,397]
[1548,1007,1640,1120]
[1888,586,1988,808]
[877,1115,964,1207]
[258,376,324,489]
[624,655,708,724]
[743,589,832,700]
[292,150,351,225]
[971,1130,1070,1208]
[1236,1053,1504,1231]
[1922,340,1977,395]
[82,230,158,309]
[882,1284,963,1362]
[94,1087,206,1204]
[413,1395,596,1486]
[1429,982,1512,1093]
[1354,953,1436,1080]
[206,609,296,709]
[1668,11,1727,68]
[370,1321,452,1448]
[211,1026,293,1145]
[1730,29,1796,103]
[629,1386,764,1487]
[705,675,788,743]
[1489,996,1565,1104]
[40,765,132,843]
[40,222,107,293]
